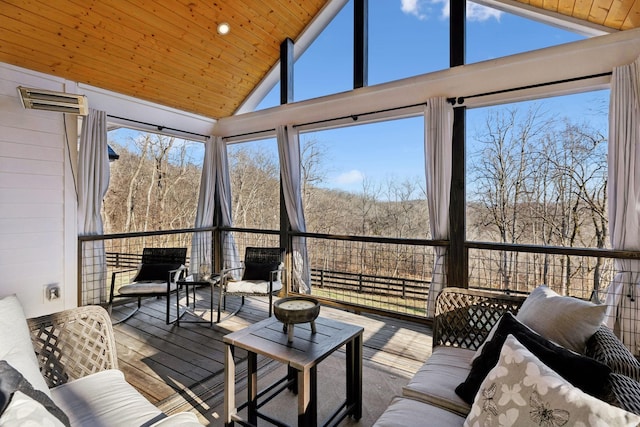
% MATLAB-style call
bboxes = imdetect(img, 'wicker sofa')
[374,287,640,426]
[0,295,204,426]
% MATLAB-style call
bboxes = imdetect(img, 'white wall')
[0,63,216,317]
[0,64,76,316]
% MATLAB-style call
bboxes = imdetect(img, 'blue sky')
[112,0,608,197]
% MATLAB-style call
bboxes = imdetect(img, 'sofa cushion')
[586,325,640,381]
[373,396,465,427]
[0,295,52,398]
[50,369,163,426]
[402,346,474,416]
[149,412,204,427]
[516,285,606,353]
[0,361,69,426]
[464,335,640,427]
[456,312,611,404]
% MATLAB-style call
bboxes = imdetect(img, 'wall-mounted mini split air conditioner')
[17,86,89,116]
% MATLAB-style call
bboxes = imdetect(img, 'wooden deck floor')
[111,287,434,426]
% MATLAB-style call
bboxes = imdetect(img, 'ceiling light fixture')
[217,22,230,35]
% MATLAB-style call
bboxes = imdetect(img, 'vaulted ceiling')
[0,0,638,120]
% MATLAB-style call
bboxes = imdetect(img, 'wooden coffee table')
[223,315,363,427]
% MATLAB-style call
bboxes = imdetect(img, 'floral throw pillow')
[464,335,640,427]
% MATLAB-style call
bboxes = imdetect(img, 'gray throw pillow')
[516,285,606,354]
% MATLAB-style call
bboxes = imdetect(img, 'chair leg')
[166,293,171,324]
[268,293,273,317]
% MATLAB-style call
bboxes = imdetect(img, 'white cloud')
[401,0,428,20]
[466,1,502,21]
[403,0,502,22]
[333,170,365,185]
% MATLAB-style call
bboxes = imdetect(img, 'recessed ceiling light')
[217,22,230,35]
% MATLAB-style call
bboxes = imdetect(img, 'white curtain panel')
[78,108,110,304]
[276,125,311,293]
[191,138,216,277]
[604,55,640,355]
[424,97,454,317]
[214,136,241,274]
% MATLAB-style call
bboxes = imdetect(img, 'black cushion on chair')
[133,263,181,282]
[241,262,280,281]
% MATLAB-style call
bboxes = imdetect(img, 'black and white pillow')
[0,360,70,426]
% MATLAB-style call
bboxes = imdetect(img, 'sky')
[111,0,608,197]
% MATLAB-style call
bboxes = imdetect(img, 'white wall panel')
[0,64,74,317]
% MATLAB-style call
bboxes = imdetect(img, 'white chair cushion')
[118,281,178,295]
[51,369,163,426]
[226,280,283,294]
[0,295,52,398]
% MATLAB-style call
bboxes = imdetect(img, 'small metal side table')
[223,316,363,427]
[176,274,220,326]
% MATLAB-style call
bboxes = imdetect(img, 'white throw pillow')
[0,295,51,397]
[464,335,640,427]
[516,285,605,353]
[0,391,66,427]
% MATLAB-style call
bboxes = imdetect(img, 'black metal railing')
[78,227,640,327]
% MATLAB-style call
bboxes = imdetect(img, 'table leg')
[346,333,363,420]
[247,352,258,425]
[297,366,317,427]
[224,344,236,426]
[287,365,297,393]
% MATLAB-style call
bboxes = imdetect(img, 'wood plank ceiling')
[0,0,328,119]
[0,0,638,120]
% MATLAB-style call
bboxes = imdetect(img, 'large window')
[466,2,585,64]
[104,128,204,234]
[466,90,609,248]
[300,117,429,238]
[227,138,280,230]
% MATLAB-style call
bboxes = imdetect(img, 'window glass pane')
[466,2,586,64]
[228,138,280,229]
[105,128,204,233]
[465,90,609,248]
[369,1,449,85]
[300,117,429,238]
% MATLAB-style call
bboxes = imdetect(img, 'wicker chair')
[108,247,187,324]
[218,247,284,322]
[27,305,118,388]
[432,287,527,351]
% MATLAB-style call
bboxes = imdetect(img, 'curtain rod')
[222,101,429,141]
[107,115,210,139]
[292,101,428,129]
[448,71,612,106]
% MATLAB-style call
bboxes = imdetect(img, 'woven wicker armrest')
[27,305,119,388]
[433,287,527,351]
